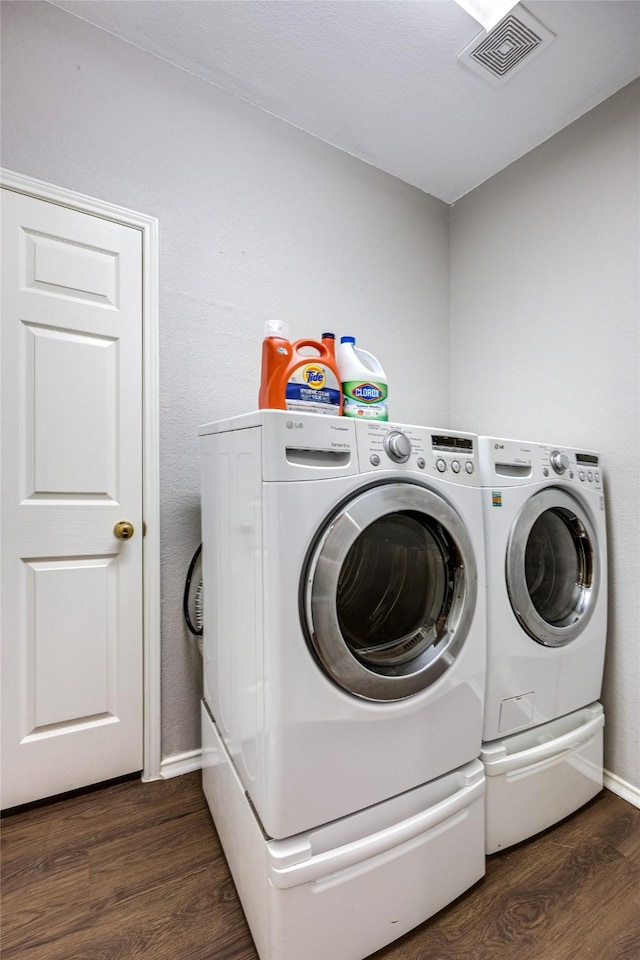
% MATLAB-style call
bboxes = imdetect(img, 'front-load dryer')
[199,411,486,840]
[478,436,607,853]
[478,436,607,742]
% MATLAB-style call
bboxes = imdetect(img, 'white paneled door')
[1,188,144,808]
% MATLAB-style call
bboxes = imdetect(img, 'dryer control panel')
[355,421,480,485]
[478,436,603,491]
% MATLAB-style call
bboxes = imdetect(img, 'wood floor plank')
[2,865,256,960]
[2,773,638,960]
[2,774,204,862]
[1,852,90,954]
[88,809,222,910]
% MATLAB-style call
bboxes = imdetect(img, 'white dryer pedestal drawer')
[481,702,604,855]
[202,701,486,960]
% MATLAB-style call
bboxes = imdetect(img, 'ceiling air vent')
[458,5,555,86]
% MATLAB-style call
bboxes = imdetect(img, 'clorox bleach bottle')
[337,336,388,420]
[258,321,342,416]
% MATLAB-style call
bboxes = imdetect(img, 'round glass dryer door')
[302,482,478,701]
[506,488,600,647]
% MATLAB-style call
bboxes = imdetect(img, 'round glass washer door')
[506,488,600,647]
[302,482,478,701]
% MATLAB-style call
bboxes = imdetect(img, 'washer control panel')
[478,436,603,491]
[356,421,479,483]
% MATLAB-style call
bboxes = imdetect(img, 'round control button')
[436,459,447,473]
[550,450,570,474]
[543,467,549,477]
[464,461,474,474]
[451,460,461,474]
[370,454,380,467]
[579,471,585,481]
[595,471,600,482]
[587,471,593,482]
[417,458,426,470]
[383,430,411,463]
[569,470,574,479]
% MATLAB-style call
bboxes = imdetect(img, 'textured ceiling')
[50,0,640,202]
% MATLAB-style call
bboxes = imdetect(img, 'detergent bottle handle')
[293,339,331,360]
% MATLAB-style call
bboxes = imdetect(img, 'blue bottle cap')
[340,336,356,344]
[321,332,335,339]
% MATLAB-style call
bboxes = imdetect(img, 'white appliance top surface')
[478,436,600,457]
[199,411,481,484]
[477,436,602,491]
[49,0,640,203]
[198,409,466,436]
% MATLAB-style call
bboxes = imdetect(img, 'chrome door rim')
[506,488,600,647]
[302,482,478,701]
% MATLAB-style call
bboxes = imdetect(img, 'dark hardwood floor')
[2,772,638,960]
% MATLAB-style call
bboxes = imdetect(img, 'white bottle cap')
[264,319,290,338]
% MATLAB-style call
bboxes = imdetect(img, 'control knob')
[383,430,411,463]
[550,450,570,474]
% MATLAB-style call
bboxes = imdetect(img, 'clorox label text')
[352,382,382,403]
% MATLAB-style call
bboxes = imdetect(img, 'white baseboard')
[604,769,640,808]
[160,748,203,780]
[157,753,639,807]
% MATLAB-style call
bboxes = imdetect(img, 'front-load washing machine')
[478,436,607,852]
[199,410,487,959]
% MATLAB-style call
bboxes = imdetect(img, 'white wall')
[450,80,640,794]
[0,1,451,758]
[2,2,637,793]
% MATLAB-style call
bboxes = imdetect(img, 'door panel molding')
[1,168,161,783]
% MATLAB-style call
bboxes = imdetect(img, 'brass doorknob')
[114,521,135,540]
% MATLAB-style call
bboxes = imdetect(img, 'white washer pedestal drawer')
[202,701,486,960]
[481,702,604,855]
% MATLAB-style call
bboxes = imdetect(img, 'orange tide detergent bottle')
[258,321,342,416]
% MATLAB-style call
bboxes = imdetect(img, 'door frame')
[1,168,162,782]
